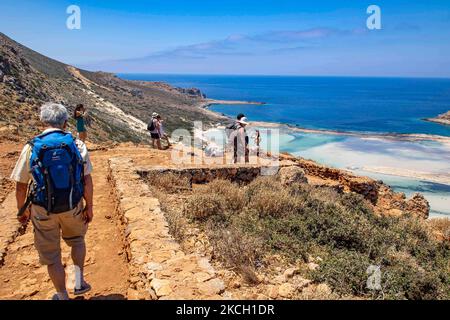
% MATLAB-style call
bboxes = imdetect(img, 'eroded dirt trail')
[0,147,129,300]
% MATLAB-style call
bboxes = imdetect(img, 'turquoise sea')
[120,74,450,217]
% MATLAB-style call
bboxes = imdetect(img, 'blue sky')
[1,0,450,77]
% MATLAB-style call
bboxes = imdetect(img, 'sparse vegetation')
[144,172,191,194]
[147,175,450,300]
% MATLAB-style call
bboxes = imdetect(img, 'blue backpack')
[29,130,85,214]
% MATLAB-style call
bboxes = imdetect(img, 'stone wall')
[108,157,226,300]
[137,165,275,185]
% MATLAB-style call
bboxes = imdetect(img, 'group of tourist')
[73,103,255,163]
[146,112,256,165]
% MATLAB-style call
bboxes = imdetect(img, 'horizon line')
[113,72,450,80]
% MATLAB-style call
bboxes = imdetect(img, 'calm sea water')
[119,74,450,217]
[120,74,450,136]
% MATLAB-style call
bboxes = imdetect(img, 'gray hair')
[40,103,69,128]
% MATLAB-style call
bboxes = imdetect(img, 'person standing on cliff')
[11,103,94,300]
[231,116,250,164]
[148,112,162,150]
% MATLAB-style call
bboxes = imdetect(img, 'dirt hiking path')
[0,146,130,300]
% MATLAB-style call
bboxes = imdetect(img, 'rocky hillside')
[0,32,222,144]
[426,111,450,126]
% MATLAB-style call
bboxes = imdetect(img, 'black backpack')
[225,122,238,138]
[147,119,156,131]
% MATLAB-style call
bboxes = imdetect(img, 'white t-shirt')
[10,128,93,184]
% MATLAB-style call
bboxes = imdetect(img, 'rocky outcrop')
[280,153,430,219]
[406,193,430,219]
[176,87,206,98]
[278,166,307,185]
[108,157,225,300]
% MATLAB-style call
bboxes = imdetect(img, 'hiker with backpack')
[11,103,94,300]
[148,112,162,150]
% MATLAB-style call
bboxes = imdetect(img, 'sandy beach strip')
[197,101,450,144]
[360,166,450,185]
[249,121,450,145]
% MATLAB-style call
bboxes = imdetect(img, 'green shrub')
[206,179,245,211]
[311,250,371,296]
[163,175,450,299]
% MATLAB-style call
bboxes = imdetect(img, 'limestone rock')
[151,278,172,297]
[406,193,430,219]
[283,267,299,278]
[198,278,225,295]
[307,262,319,271]
[278,283,295,298]
[268,285,279,299]
[278,166,307,185]
[316,283,332,296]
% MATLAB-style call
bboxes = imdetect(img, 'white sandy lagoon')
[276,129,450,218]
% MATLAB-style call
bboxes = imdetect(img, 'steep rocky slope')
[0,32,222,144]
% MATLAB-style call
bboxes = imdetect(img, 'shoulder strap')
[31,130,68,144]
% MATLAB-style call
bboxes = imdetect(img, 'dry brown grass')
[203,179,245,211]
[427,218,450,241]
[183,193,223,220]
[144,172,191,194]
[165,208,189,243]
[207,225,262,284]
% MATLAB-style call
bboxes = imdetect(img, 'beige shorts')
[31,202,88,265]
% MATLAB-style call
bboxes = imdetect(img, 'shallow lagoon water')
[276,130,450,217]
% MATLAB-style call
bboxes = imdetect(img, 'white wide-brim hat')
[237,117,250,125]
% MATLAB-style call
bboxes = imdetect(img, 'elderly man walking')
[10,103,94,300]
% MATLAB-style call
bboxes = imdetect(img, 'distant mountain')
[0,32,221,143]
